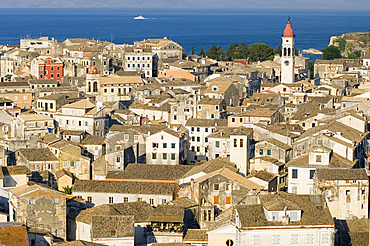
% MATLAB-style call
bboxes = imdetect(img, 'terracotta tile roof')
[61,99,95,109]
[194,168,263,191]
[182,158,238,179]
[76,201,154,224]
[203,81,232,94]
[106,164,193,181]
[18,148,58,162]
[315,168,368,180]
[73,180,176,196]
[183,229,208,241]
[247,170,277,182]
[91,215,134,239]
[0,223,29,246]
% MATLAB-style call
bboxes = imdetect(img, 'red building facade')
[38,57,64,81]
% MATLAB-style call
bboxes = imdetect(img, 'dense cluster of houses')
[0,21,369,246]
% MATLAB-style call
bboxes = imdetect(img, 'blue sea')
[0,8,369,60]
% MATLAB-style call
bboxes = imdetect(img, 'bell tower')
[281,18,295,84]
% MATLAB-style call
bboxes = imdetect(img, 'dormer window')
[252,98,259,102]
[212,86,219,91]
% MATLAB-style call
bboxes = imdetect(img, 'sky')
[1,0,370,10]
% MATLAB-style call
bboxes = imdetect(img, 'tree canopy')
[247,43,274,62]
[199,47,205,57]
[322,45,342,60]
[206,45,225,61]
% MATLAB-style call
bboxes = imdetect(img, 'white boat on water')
[134,15,146,20]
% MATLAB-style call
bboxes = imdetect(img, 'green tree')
[216,46,225,61]
[191,46,194,55]
[274,44,282,56]
[206,45,225,61]
[62,186,72,195]
[309,61,314,79]
[238,42,249,59]
[226,43,239,61]
[294,47,299,56]
[199,47,205,57]
[322,45,342,60]
[247,43,274,62]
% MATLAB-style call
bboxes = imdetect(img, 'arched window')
[208,210,212,221]
[88,82,91,92]
[288,48,291,56]
[203,210,207,221]
[283,48,287,56]
[226,239,234,246]
[93,81,98,92]
[234,139,237,148]
[240,139,243,148]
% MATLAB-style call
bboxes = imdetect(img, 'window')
[226,239,233,246]
[205,137,208,143]
[216,141,220,148]
[292,186,298,194]
[291,234,298,244]
[267,149,271,156]
[149,199,154,206]
[47,164,52,170]
[253,235,260,245]
[171,143,176,148]
[226,183,231,191]
[171,153,176,160]
[272,212,279,221]
[259,149,263,155]
[162,199,167,204]
[214,184,219,190]
[192,136,195,141]
[273,235,280,245]
[292,169,298,179]
[321,233,329,244]
[63,161,68,167]
[197,127,200,132]
[123,197,128,203]
[232,118,235,122]
[316,155,322,162]
[290,211,297,221]
[53,198,59,204]
[87,196,92,203]
[302,122,306,127]
[205,128,208,132]
[163,153,167,160]
[5,177,10,184]
[310,170,315,179]
[233,139,237,147]
[29,199,34,205]
[35,164,41,171]
[173,115,177,120]
[240,139,243,148]
[138,197,143,201]
[163,143,167,148]
[69,161,74,168]
[152,153,157,159]
[109,197,114,203]
[197,137,200,142]
[152,143,158,148]
[211,114,215,118]
[307,234,314,244]
[226,197,231,204]
[214,196,219,204]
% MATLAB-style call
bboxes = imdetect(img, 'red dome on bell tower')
[88,64,100,74]
[283,20,294,38]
